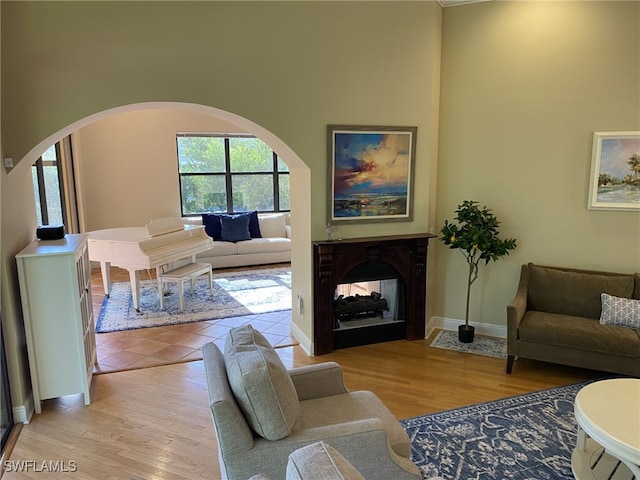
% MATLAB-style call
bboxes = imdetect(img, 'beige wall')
[75,109,246,231]
[1,171,38,417]
[1,0,638,420]
[1,0,442,241]
[1,1,442,416]
[433,1,640,331]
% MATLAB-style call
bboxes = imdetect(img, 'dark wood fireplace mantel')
[313,233,436,355]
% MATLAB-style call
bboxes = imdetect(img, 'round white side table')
[572,378,640,480]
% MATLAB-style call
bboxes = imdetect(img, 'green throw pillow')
[224,325,300,440]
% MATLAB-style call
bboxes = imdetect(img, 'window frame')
[32,142,68,227]
[176,133,290,217]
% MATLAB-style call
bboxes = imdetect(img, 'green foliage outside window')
[177,135,289,215]
[32,145,64,226]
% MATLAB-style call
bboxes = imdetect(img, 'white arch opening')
[15,101,307,172]
[13,101,313,352]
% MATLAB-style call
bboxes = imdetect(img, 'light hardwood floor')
[2,332,602,479]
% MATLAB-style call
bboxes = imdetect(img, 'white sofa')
[182,212,291,269]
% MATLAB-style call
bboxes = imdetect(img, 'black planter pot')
[458,324,475,343]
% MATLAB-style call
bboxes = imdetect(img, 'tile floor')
[91,266,295,374]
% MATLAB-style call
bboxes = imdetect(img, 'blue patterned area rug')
[430,330,507,358]
[401,381,597,480]
[96,267,291,333]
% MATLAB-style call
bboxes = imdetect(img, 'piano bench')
[158,262,213,311]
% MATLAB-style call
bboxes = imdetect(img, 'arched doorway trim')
[13,101,306,174]
[10,101,314,352]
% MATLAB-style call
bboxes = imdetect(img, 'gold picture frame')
[327,125,417,224]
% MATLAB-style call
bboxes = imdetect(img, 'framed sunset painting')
[327,125,417,224]
[587,131,640,211]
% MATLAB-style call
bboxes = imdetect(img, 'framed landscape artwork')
[588,131,640,211]
[327,125,417,224]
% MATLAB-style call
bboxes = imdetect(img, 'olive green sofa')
[506,263,640,376]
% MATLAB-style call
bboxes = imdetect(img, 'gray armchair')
[201,326,421,480]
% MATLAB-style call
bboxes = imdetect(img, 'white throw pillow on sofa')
[600,293,640,329]
[259,213,287,238]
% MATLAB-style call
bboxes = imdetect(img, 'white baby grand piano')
[87,217,214,311]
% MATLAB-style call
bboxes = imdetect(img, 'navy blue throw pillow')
[245,211,262,238]
[202,213,223,240]
[220,214,251,242]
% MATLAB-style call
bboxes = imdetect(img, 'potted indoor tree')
[440,200,517,343]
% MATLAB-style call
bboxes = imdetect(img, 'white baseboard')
[290,321,313,356]
[13,393,34,424]
[290,317,505,358]
[428,316,507,339]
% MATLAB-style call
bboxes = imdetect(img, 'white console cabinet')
[16,234,96,414]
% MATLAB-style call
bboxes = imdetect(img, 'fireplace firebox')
[313,234,435,355]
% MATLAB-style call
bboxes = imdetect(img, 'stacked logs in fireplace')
[333,291,389,328]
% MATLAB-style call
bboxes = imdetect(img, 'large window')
[177,134,290,216]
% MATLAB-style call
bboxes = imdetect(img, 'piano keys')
[87,217,214,311]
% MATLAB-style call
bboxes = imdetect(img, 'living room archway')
[14,101,313,360]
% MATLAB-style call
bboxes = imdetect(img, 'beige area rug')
[430,329,507,358]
